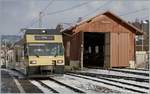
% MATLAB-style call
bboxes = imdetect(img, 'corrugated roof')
[63,11,144,35]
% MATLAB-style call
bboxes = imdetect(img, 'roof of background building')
[63,11,144,35]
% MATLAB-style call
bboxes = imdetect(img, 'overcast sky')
[0,0,149,35]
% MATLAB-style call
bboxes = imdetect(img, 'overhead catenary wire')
[82,7,149,23]
[82,1,148,21]
[117,8,149,22]
[25,0,55,28]
[24,16,39,29]
[82,0,113,19]
[142,16,149,20]
[46,1,92,16]
[25,1,149,29]
[119,8,149,17]
[39,0,55,27]
[40,0,55,13]
[25,1,91,28]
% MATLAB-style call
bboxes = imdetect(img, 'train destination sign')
[34,35,54,40]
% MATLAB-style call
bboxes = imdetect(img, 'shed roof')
[64,11,143,35]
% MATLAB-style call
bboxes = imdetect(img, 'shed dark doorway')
[83,32,105,68]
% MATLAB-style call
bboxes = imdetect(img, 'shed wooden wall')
[63,32,82,66]
[63,14,136,68]
[110,33,130,67]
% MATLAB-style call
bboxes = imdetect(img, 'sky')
[0,0,149,35]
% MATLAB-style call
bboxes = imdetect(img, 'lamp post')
[141,20,148,51]
[39,11,43,28]
[141,20,149,70]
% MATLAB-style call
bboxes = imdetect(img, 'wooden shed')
[62,11,143,68]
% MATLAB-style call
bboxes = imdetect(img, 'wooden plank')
[118,33,129,67]
[110,33,119,67]
[104,33,110,68]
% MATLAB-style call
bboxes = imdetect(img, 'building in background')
[0,35,21,68]
[129,19,149,51]
[129,20,149,69]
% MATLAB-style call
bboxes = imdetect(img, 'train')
[8,28,65,77]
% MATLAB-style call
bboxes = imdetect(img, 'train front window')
[28,43,64,56]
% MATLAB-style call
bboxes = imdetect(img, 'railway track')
[8,69,85,93]
[7,68,149,93]
[95,76,149,90]
[86,67,149,71]
[108,68,149,76]
[70,71,149,82]
[37,80,59,93]
[117,68,149,71]
[66,73,149,94]
[33,77,85,93]
[47,77,85,93]
[85,67,149,76]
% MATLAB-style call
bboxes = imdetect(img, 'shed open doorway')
[83,32,105,68]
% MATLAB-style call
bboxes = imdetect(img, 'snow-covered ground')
[101,77,149,88]
[41,80,77,94]
[30,80,52,93]
[66,74,149,93]
[1,68,149,93]
[79,69,149,79]
[112,68,149,74]
[51,74,139,93]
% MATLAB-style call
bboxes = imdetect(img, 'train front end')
[24,29,64,76]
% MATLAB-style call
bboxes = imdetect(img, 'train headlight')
[57,60,63,64]
[30,60,37,64]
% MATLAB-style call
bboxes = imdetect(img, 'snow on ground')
[113,68,149,74]
[41,80,76,94]
[102,77,149,88]
[52,74,137,93]
[30,80,52,94]
[53,76,97,93]
[66,74,149,93]
[80,69,149,79]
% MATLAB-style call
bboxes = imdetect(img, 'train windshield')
[28,43,64,56]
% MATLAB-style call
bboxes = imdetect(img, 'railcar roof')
[24,29,62,35]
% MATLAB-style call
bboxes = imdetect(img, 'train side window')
[24,44,28,57]
[16,50,20,62]
[22,48,24,59]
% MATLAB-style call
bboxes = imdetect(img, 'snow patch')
[53,75,130,93]
[41,80,75,94]
[80,69,149,79]
[66,74,148,93]
[113,68,149,74]
[30,80,52,94]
